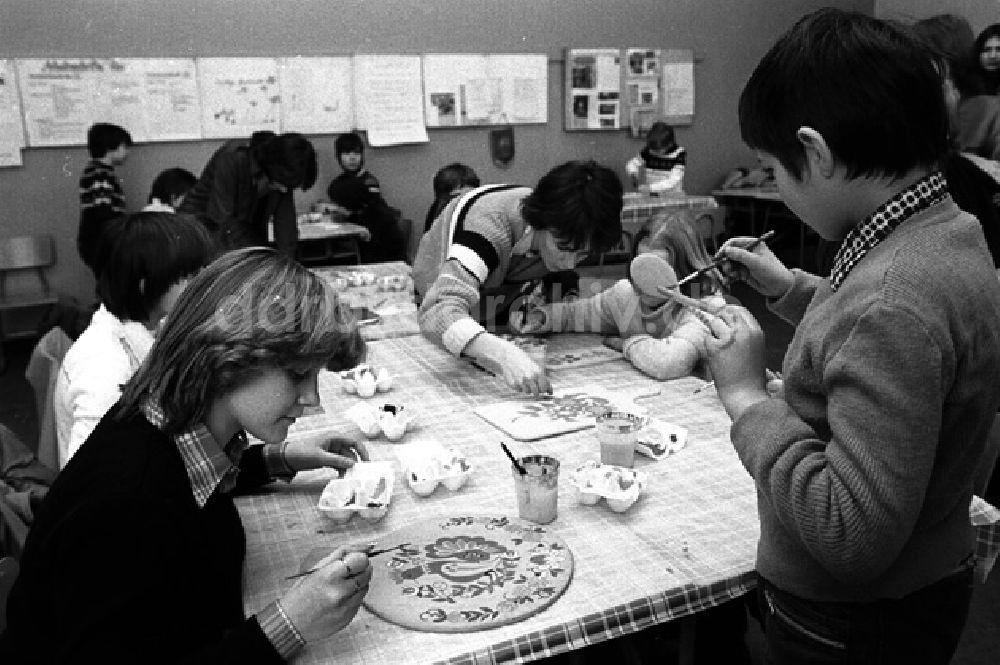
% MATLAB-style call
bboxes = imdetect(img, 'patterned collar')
[830,172,948,290]
[141,400,248,508]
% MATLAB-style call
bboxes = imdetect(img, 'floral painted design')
[511,392,612,424]
[373,515,572,628]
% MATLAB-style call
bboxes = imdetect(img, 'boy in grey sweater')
[695,9,1000,663]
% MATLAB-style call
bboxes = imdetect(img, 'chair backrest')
[0,235,56,302]
[24,326,72,472]
[0,236,54,272]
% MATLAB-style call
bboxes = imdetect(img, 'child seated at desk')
[425,162,480,232]
[510,211,726,380]
[626,121,687,195]
[327,131,406,263]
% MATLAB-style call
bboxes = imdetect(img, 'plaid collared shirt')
[830,172,949,291]
[141,400,248,508]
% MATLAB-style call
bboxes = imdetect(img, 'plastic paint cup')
[595,411,644,468]
[512,455,559,524]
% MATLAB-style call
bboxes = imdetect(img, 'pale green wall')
[0,0,872,305]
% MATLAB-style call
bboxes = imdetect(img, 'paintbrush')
[676,230,776,288]
[285,543,408,580]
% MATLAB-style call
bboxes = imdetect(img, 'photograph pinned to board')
[564,48,621,130]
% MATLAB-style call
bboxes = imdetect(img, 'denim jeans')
[757,568,974,665]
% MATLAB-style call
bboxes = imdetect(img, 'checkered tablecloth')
[237,334,760,664]
[620,194,718,230]
[314,262,420,340]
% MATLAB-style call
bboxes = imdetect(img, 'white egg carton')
[344,402,416,442]
[340,364,393,398]
[376,274,409,291]
[396,441,474,497]
[342,270,376,286]
[567,460,648,512]
[635,418,688,460]
[317,461,395,524]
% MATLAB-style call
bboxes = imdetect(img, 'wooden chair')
[0,235,59,373]
[25,326,72,471]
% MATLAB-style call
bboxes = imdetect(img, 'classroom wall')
[0,0,872,306]
[876,0,999,32]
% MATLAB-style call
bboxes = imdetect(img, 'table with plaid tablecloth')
[314,262,420,340]
[237,333,760,664]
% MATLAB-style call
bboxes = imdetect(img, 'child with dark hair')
[625,121,686,195]
[78,122,133,275]
[145,167,198,211]
[969,23,1000,96]
[413,160,623,395]
[688,9,1000,663]
[55,210,215,467]
[326,132,406,263]
[177,132,317,257]
[425,162,481,232]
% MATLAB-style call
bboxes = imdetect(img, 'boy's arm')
[731,302,944,584]
[418,259,491,356]
[621,301,715,379]
[767,268,824,325]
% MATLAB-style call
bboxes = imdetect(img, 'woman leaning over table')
[1,248,371,664]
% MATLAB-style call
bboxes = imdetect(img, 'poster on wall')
[0,60,25,166]
[353,54,427,147]
[198,58,281,139]
[662,49,695,125]
[16,58,103,146]
[278,56,354,134]
[564,48,621,130]
[423,53,546,127]
[101,58,201,142]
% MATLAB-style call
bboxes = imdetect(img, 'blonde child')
[625,121,687,195]
[510,211,725,380]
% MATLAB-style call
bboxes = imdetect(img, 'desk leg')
[678,615,696,665]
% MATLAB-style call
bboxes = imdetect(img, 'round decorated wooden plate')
[356,515,573,632]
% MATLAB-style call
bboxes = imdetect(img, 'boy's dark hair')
[433,163,480,197]
[646,122,676,152]
[87,123,133,158]
[739,8,949,182]
[970,24,1000,94]
[254,132,317,190]
[520,160,623,253]
[910,14,977,96]
[335,132,365,158]
[148,167,197,204]
[97,211,214,322]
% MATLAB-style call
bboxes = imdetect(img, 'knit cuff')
[257,600,306,660]
[443,317,487,356]
[262,442,296,481]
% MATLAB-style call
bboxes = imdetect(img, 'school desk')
[614,193,720,260]
[269,214,370,264]
[236,332,760,665]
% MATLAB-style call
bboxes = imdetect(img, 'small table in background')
[605,193,719,262]
[270,213,370,265]
[712,188,808,267]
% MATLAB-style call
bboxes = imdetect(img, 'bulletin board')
[564,47,695,132]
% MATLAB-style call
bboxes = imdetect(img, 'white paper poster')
[279,56,354,134]
[0,60,25,166]
[100,58,201,142]
[662,50,695,121]
[354,55,427,147]
[424,53,547,127]
[198,58,281,139]
[17,58,103,146]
